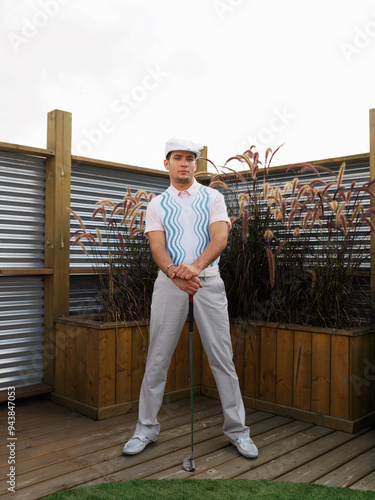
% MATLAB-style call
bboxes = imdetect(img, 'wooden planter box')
[52,315,201,420]
[201,322,375,433]
[53,316,374,432]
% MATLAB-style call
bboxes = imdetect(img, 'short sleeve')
[145,201,164,234]
[210,191,231,229]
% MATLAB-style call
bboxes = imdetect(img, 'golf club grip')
[189,295,194,331]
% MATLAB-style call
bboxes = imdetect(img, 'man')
[123,138,258,459]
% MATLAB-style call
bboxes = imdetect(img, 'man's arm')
[172,221,229,280]
[147,230,202,295]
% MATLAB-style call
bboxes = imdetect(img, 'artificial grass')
[43,479,375,499]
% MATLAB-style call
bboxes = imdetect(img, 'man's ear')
[164,159,170,171]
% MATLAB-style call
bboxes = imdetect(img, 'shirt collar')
[168,179,199,198]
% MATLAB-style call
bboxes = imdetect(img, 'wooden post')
[370,109,375,306]
[196,145,208,174]
[44,110,72,387]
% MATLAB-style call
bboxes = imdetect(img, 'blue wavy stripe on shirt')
[159,192,186,265]
[192,186,210,260]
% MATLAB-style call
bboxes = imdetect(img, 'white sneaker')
[230,436,258,458]
[123,434,153,455]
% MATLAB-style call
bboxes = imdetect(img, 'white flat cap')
[165,137,203,159]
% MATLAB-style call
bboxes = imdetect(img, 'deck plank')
[1,395,374,500]
[351,471,375,491]
[314,442,375,487]
[0,398,220,469]
[245,428,371,482]
[0,401,78,432]
[276,428,373,484]
[6,407,227,488]
[0,413,89,446]
[195,425,333,480]
[146,419,311,480]
[85,416,295,484]
[17,410,270,491]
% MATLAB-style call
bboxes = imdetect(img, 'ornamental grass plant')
[208,147,375,329]
[70,187,157,323]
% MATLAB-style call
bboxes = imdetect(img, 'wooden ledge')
[71,155,169,178]
[0,141,55,157]
[0,268,54,276]
[54,314,150,329]
[231,320,375,337]
[0,383,52,403]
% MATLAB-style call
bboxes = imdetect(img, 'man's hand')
[172,263,201,281]
[172,275,203,295]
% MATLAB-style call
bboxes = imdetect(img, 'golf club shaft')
[188,294,194,458]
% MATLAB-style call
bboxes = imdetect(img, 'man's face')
[164,150,197,187]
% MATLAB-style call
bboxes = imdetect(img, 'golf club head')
[183,455,195,472]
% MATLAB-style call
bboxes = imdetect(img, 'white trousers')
[135,269,250,442]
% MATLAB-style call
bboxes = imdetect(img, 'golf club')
[183,294,195,472]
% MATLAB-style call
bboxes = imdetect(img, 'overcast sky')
[1,0,375,171]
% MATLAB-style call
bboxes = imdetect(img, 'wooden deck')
[1,395,375,499]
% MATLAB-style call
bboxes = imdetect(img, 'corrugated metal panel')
[70,163,169,269]
[0,151,46,390]
[69,274,101,316]
[69,162,169,314]
[0,151,46,268]
[0,276,44,390]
